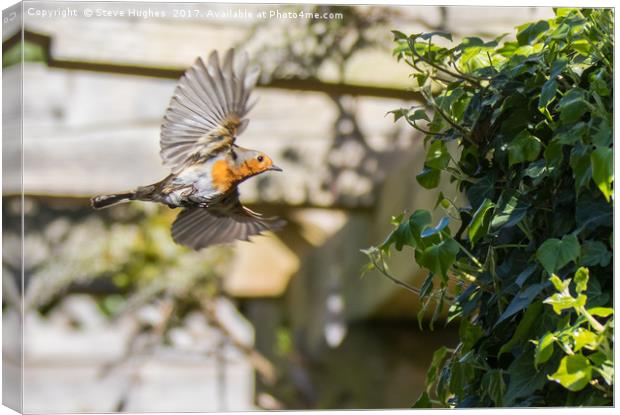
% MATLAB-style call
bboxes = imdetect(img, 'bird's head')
[229,147,282,181]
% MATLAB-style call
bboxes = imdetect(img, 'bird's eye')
[257,155,264,162]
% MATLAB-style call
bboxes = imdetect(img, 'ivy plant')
[364,8,613,407]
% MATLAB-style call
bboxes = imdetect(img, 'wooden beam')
[4,30,422,101]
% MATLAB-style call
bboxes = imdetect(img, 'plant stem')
[578,306,606,333]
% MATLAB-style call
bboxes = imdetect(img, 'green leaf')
[416,166,441,189]
[508,130,542,166]
[505,348,548,405]
[416,238,459,281]
[571,39,591,56]
[548,354,592,392]
[481,370,506,406]
[381,219,416,252]
[550,57,568,78]
[412,392,432,408]
[572,328,598,352]
[409,108,431,122]
[538,78,557,110]
[544,140,564,170]
[569,144,592,194]
[573,267,589,294]
[498,301,543,355]
[558,89,588,123]
[587,307,613,318]
[425,140,450,170]
[553,122,587,146]
[420,216,450,238]
[591,118,612,147]
[534,333,555,367]
[580,240,612,267]
[490,193,528,230]
[591,146,613,202]
[387,108,409,122]
[536,234,580,274]
[467,198,494,246]
[391,30,409,41]
[419,31,453,41]
[495,284,545,327]
[549,274,570,292]
[516,20,550,45]
[544,292,586,314]
[449,360,475,397]
[381,210,432,251]
[460,318,484,352]
[594,364,614,387]
[426,346,450,393]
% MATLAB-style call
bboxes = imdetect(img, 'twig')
[200,299,277,385]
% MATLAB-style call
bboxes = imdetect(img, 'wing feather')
[160,49,259,173]
[171,195,285,251]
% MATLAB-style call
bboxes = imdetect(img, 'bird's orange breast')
[211,159,261,192]
[211,159,235,192]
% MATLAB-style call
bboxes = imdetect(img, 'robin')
[91,49,285,250]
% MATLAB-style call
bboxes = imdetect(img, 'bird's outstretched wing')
[171,192,285,250]
[160,49,259,173]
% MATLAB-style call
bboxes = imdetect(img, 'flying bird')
[91,49,285,250]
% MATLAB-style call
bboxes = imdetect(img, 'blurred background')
[3,2,553,412]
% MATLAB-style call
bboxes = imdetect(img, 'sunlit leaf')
[548,354,592,391]
[536,235,580,274]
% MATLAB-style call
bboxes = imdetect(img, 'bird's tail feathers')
[91,192,135,209]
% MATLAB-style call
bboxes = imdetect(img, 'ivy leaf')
[508,130,542,166]
[498,301,543,355]
[416,166,441,189]
[516,20,550,45]
[558,89,588,123]
[460,318,484,352]
[534,333,555,367]
[553,122,587,146]
[573,328,598,352]
[425,346,450,393]
[536,234,580,274]
[544,292,586,314]
[574,267,589,294]
[467,198,494,246]
[550,57,568,78]
[391,30,409,41]
[491,193,528,230]
[481,370,506,407]
[381,210,432,251]
[495,284,545,327]
[591,118,612,147]
[548,354,592,392]
[387,108,407,122]
[569,144,592,194]
[587,307,613,318]
[420,216,450,238]
[409,108,431,122]
[504,349,549,405]
[425,140,450,170]
[415,238,459,281]
[538,78,557,110]
[419,31,453,41]
[591,146,613,202]
[412,392,432,408]
[549,274,570,292]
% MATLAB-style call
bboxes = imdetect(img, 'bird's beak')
[269,165,283,172]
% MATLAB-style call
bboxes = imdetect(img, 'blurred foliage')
[1,199,231,313]
[365,8,613,407]
[2,40,46,68]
